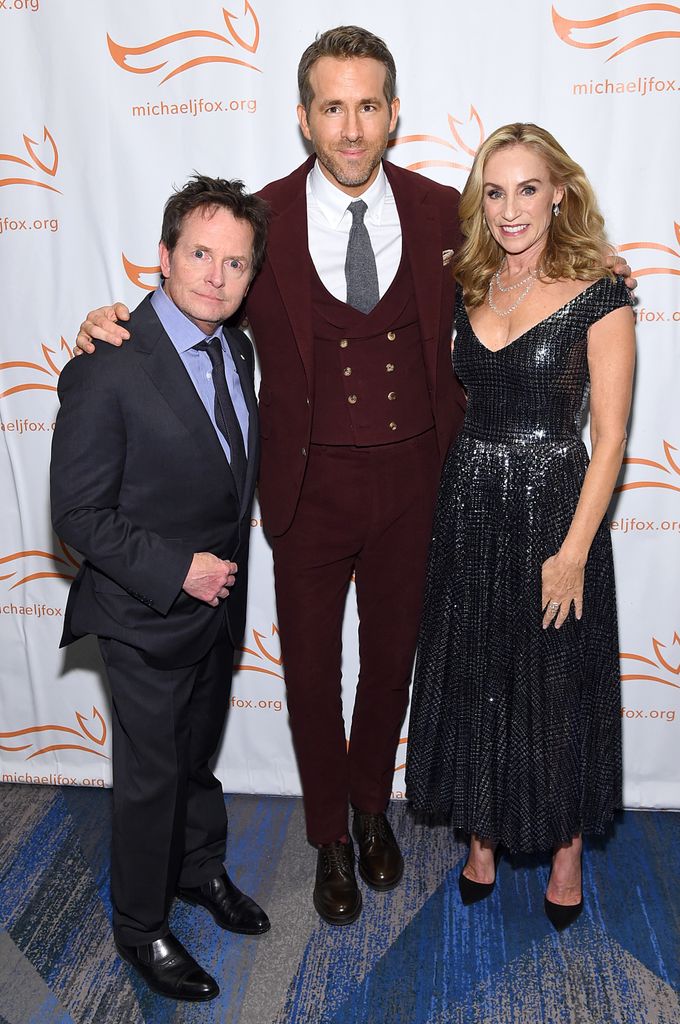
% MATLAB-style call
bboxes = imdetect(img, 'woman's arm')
[541,303,636,629]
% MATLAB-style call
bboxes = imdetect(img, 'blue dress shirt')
[150,285,249,463]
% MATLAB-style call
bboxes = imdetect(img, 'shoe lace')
[322,842,352,877]
[357,813,390,840]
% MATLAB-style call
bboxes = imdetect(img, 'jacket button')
[389,421,397,430]
[340,338,349,348]
[343,367,352,376]
[387,330,396,341]
[388,391,397,401]
[306,397,310,406]
[348,394,358,404]
[386,363,395,372]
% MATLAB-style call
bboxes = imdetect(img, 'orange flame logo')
[122,253,161,292]
[0,126,60,192]
[621,631,680,688]
[619,222,680,278]
[616,439,680,493]
[235,623,284,680]
[394,735,408,774]
[0,706,109,760]
[107,3,261,84]
[0,540,80,589]
[0,337,70,399]
[388,106,485,175]
[552,3,680,60]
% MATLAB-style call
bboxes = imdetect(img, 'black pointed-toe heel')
[458,845,500,906]
[544,845,584,930]
[544,895,583,931]
[458,870,495,905]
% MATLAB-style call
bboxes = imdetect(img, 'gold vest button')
[389,421,397,430]
[388,391,397,401]
[340,338,349,348]
[387,331,396,341]
[343,367,352,376]
[386,363,395,372]
[348,394,358,404]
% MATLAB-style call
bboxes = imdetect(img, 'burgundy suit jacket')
[247,156,465,537]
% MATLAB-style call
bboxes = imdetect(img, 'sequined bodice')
[453,277,627,444]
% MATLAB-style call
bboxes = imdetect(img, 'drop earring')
[553,203,560,217]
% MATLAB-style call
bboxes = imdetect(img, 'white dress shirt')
[306,160,402,304]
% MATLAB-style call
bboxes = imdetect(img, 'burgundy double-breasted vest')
[310,254,433,446]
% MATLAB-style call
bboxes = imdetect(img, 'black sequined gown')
[405,276,632,853]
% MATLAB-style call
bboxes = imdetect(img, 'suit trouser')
[271,429,441,845]
[98,623,233,945]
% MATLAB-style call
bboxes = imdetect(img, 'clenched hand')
[183,552,238,606]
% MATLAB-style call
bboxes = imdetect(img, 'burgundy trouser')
[271,429,441,845]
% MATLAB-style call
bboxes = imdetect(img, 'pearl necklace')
[487,267,537,318]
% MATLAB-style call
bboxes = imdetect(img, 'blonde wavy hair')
[453,123,615,308]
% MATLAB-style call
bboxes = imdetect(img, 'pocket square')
[442,249,454,266]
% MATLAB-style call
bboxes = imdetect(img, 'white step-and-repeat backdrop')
[1,1,678,807]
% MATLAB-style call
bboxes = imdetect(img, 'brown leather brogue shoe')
[115,932,219,1001]
[178,872,270,935]
[352,810,404,891]
[313,840,362,925]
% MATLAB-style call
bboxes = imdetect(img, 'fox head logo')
[388,106,485,177]
[552,3,680,61]
[621,631,680,688]
[0,706,109,761]
[0,126,60,192]
[619,222,680,278]
[0,337,70,400]
[108,2,261,84]
[122,254,160,292]
[236,624,284,680]
[0,541,79,590]
[616,440,680,493]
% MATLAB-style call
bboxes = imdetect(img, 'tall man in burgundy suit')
[75,27,465,925]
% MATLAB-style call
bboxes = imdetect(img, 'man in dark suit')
[51,176,270,1001]
[75,27,466,927]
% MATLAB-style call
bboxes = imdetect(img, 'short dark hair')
[297,25,397,114]
[160,175,269,277]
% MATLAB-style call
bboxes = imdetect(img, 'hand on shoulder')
[75,303,131,356]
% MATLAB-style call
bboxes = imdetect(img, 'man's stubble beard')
[315,138,388,190]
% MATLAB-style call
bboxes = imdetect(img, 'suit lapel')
[385,162,443,389]
[130,296,232,483]
[266,157,316,388]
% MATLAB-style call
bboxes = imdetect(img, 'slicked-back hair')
[297,25,397,113]
[160,175,269,278]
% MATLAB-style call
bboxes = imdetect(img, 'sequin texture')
[405,276,633,853]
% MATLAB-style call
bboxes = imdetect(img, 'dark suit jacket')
[247,156,466,537]
[50,294,259,667]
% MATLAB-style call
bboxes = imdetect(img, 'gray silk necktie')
[345,199,380,314]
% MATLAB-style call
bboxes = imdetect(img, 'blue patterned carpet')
[0,784,678,1023]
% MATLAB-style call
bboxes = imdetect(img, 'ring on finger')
[548,601,560,611]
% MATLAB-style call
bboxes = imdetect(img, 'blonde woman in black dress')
[406,124,635,929]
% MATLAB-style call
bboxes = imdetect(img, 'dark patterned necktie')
[345,199,380,313]
[194,336,247,497]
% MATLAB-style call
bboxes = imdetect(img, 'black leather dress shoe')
[178,872,270,935]
[352,810,404,891]
[115,932,219,1002]
[313,841,362,925]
